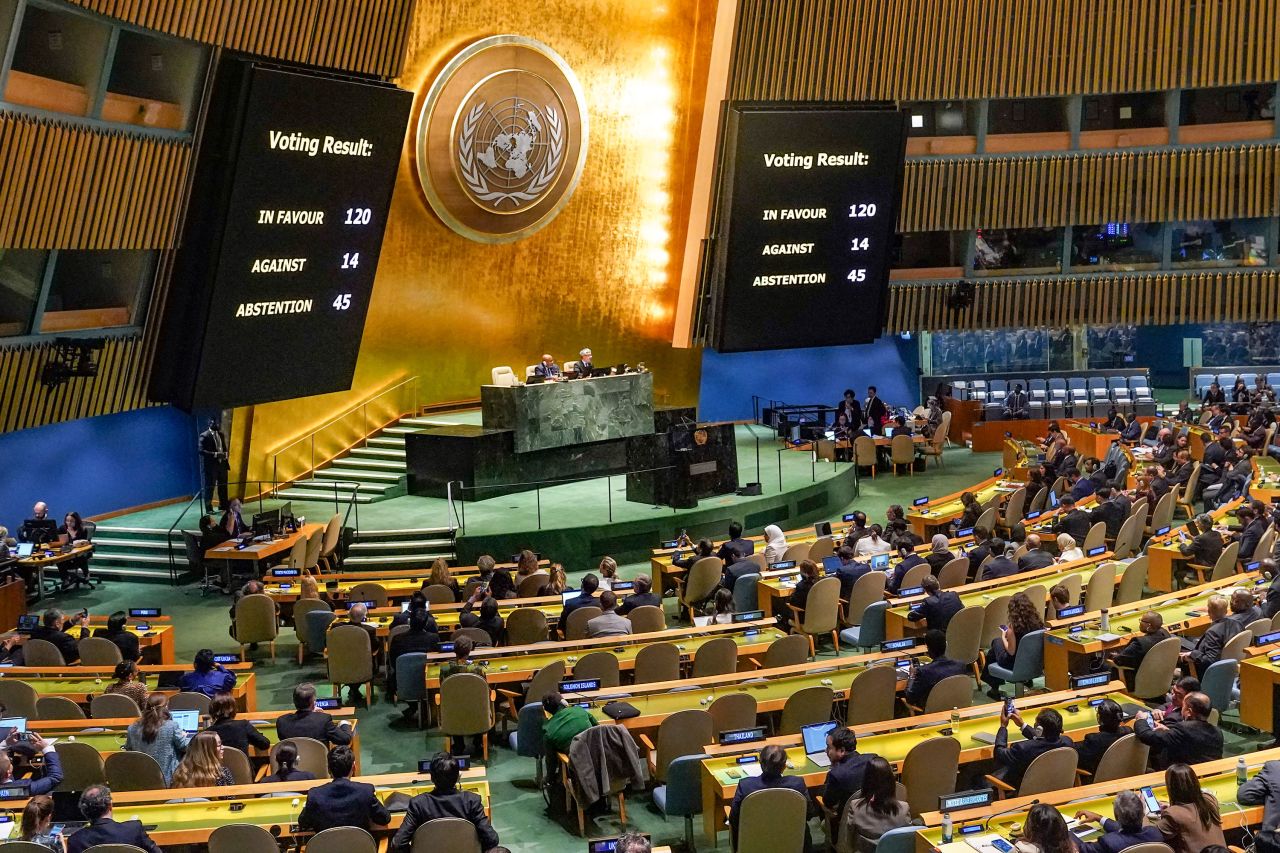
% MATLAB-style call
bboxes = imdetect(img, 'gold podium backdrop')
[234,0,717,485]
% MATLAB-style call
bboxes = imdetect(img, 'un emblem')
[416,36,589,243]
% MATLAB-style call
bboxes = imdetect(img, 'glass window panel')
[930,329,1053,374]
[1180,85,1276,125]
[972,228,1064,275]
[1080,92,1166,130]
[1086,325,1138,369]
[0,249,49,337]
[1202,324,1280,367]
[104,29,206,131]
[1171,218,1268,269]
[893,231,967,270]
[1071,222,1163,271]
[902,101,979,137]
[4,4,112,117]
[987,97,1069,134]
[39,250,151,333]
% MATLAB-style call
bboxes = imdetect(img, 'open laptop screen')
[801,720,839,755]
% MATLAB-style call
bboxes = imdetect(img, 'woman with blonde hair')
[537,563,567,597]
[170,731,233,788]
[1055,533,1084,563]
[597,556,618,590]
[981,591,1045,699]
[125,693,189,784]
[427,557,461,601]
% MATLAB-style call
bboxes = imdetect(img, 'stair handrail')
[269,376,419,489]
[164,480,274,586]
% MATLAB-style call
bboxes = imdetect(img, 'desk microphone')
[985,798,1040,832]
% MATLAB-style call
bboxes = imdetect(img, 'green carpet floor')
[54,441,1265,851]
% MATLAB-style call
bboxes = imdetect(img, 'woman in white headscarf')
[1055,532,1084,563]
[763,524,789,565]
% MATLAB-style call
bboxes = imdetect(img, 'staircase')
[88,525,185,582]
[345,527,456,569]
[273,416,450,504]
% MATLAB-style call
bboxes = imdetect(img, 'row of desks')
[0,662,257,710]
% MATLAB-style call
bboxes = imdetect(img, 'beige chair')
[1175,464,1201,518]
[1054,574,1084,609]
[409,818,481,853]
[36,695,84,720]
[0,681,42,719]
[634,643,681,684]
[421,584,456,605]
[944,605,985,678]
[922,674,975,715]
[308,827,376,853]
[490,366,517,387]
[1145,490,1176,537]
[453,627,493,647]
[626,604,666,633]
[302,528,324,573]
[903,736,960,817]
[1186,540,1240,587]
[844,664,897,725]
[104,750,165,791]
[269,736,329,777]
[293,598,333,663]
[438,672,494,761]
[169,692,212,714]
[641,708,713,783]
[1021,585,1047,618]
[843,570,887,631]
[1129,498,1148,520]
[779,685,834,734]
[347,582,388,608]
[692,637,738,677]
[54,740,106,789]
[737,787,808,853]
[981,595,1012,647]
[327,624,374,706]
[496,660,564,726]
[222,746,254,785]
[1027,487,1048,514]
[742,553,768,572]
[996,488,1027,537]
[233,593,278,660]
[1082,522,1107,554]
[1114,555,1148,604]
[754,634,810,669]
[854,435,877,476]
[1127,636,1182,700]
[1080,732,1149,783]
[897,563,930,592]
[572,651,620,688]
[505,607,548,645]
[988,746,1077,797]
[1112,513,1144,559]
[282,536,307,571]
[781,542,811,563]
[1246,618,1272,638]
[1259,528,1279,566]
[1113,845,1173,853]
[209,824,280,853]
[564,606,601,641]
[90,693,140,718]
[1083,562,1117,612]
[788,576,840,656]
[317,514,342,571]
[708,692,757,736]
[675,557,723,622]
[1222,629,1254,662]
[937,556,970,589]
[920,421,948,467]
[890,434,917,475]
[517,573,549,598]
[78,636,123,666]
[975,506,997,533]
[23,639,65,667]
[808,537,835,561]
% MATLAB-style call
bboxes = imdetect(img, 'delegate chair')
[421,584,456,605]
[634,643,680,684]
[626,604,666,633]
[104,751,165,792]
[327,624,375,706]
[1124,636,1182,701]
[0,681,37,719]
[1080,733,1148,784]
[90,694,140,718]
[676,557,723,622]
[854,436,877,476]
[782,542,811,563]
[54,741,106,789]
[937,557,970,590]
[1185,540,1240,587]
[841,571,887,636]
[169,692,212,714]
[222,747,254,785]
[808,537,835,561]
[732,573,761,613]
[303,609,338,659]
[642,709,713,784]
[692,637,737,677]
[709,693,757,737]
[233,593,278,660]
[840,600,886,651]
[988,747,1077,798]
[283,537,308,572]
[573,651,620,688]
[1082,523,1107,554]
[981,596,1012,647]
[779,686,834,734]
[1222,629,1254,662]
[453,628,493,648]
[1200,659,1239,716]
[652,753,708,853]
[395,653,429,724]
[409,818,481,853]
[347,582,388,608]
[509,702,547,787]
[78,637,122,666]
[269,738,328,778]
[984,629,1045,696]
[944,605,985,679]
[36,696,83,720]
[845,664,897,725]
[302,529,324,573]
[922,675,975,715]
[438,673,494,761]
[903,736,960,818]
[1083,563,1117,613]
[1114,555,1148,605]
[293,598,332,663]
[505,607,548,645]
[736,787,808,853]
[890,434,917,475]
[317,514,342,572]
[789,576,840,656]
[753,634,810,669]
[308,828,376,853]
[1111,514,1144,560]
[516,573,549,598]
[23,639,64,667]
[497,661,564,727]
[209,825,280,853]
[1175,464,1201,519]
[996,488,1028,538]
[490,366,517,387]
[564,606,602,641]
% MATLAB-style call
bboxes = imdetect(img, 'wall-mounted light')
[910,114,924,128]
[1118,105,1133,120]
[47,30,63,51]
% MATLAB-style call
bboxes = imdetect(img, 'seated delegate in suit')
[774,560,821,630]
[92,611,140,662]
[585,591,632,637]
[1087,487,1127,539]
[67,786,162,853]
[1179,514,1224,566]
[30,608,86,663]
[0,731,61,795]
[1236,757,1280,853]
[277,683,353,746]
[672,538,713,571]
[905,575,962,632]
[834,547,872,599]
[729,744,816,851]
[391,753,498,853]
[205,693,270,755]
[1073,699,1132,776]
[178,648,237,698]
[1051,496,1092,547]
[1182,595,1241,678]
[572,347,594,376]
[904,630,968,710]
[982,592,1044,699]
[532,354,560,378]
[1134,692,1223,769]
[616,574,661,615]
[887,542,927,593]
[980,540,1018,582]
[822,727,876,820]
[992,707,1073,792]
[558,573,600,636]
[1017,534,1056,571]
[1003,384,1029,419]
[716,521,755,565]
[18,502,57,544]
[299,745,390,834]
[1073,790,1164,853]
[1109,611,1171,685]
[386,609,440,709]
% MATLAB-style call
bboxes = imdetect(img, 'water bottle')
[1238,757,1248,785]
[942,813,954,844]
[951,707,960,737]
[1100,608,1110,632]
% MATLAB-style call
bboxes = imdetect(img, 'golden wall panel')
[886,271,1280,332]
[899,144,1280,232]
[0,115,189,249]
[235,0,716,482]
[66,0,415,79]
[0,335,155,433]
[729,0,1280,101]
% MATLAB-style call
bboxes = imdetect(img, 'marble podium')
[480,372,655,453]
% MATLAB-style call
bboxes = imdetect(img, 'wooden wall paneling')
[0,336,154,433]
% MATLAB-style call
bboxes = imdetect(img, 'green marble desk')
[481,371,655,453]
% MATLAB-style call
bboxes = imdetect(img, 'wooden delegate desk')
[204,523,324,574]
[423,620,786,691]
[914,750,1280,853]
[1237,641,1280,733]
[699,681,1132,845]
[1065,420,1122,459]
[16,542,94,602]
[883,552,1118,640]
[262,559,550,609]
[1002,438,1043,482]
[1254,456,1280,504]
[1144,498,1243,593]
[906,476,1024,539]
[1042,571,1264,690]
[10,615,176,664]
[0,663,258,710]
[36,770,489,846]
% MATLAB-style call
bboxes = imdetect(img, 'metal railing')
[269,376,419,488]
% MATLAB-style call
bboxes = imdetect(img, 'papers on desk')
[1096,632,1121,642]
[0,821,12,840]
[964,833,1010,853]
[970,731,999,745]
[740,762,763,778]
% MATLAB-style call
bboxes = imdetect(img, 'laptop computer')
[170,709,200,734]
[822,556,842,575]
[870,554,890,570]
[15,544,33,559]
[561,589,580,605]
[800,720,839,767]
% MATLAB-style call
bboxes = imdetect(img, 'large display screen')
[151,62,412,409]
[710,103,907,352]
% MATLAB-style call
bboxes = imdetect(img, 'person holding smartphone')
[1155,763,1225,853]
[1073,791,1163,853]
[992,706,1072,793]
[0,731,62,795]
[19,794,61,851]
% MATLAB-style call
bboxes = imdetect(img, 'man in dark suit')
[715,522,755,566]
[390,753,498,853]
[1069,468,1096,501]
[0,731,61,794]
[993,707,1073,791]
[1197,427,1237,499]
[1003,384,1028,419]
[728,744,815,850]
[842,512,870,552]
[67,785,163,853]
[1179,514,1225,566]
[1134,691,1223,768]
[1183,594,1240,677]
[31,608,86,663]
[277,683,353,746]
[616,574,662,616]
[1073,790,1164,853]
[1238,505,1269,562]
[1017,535,1056,571]
[1072,699,1133,777]
[1237,756,1280,853]
[821,727,875,817]
[966,527,995,576]
[836,389,864,433]
[888,542,927,593]
[833,546,872,599]
[299,745,391,833]
[864,386,888,435]
[198,418,231,513]
[889,415,913,437]
[1263,559,1280,619]
[905,630,969,710]
[1167,451,1196,487]
[1088,487,1127,539]
[532,354,560,378]
[557,573,600,636]
[1109,611,1171,681]
[906,575,962,632]
[980,541,1019,581]
[1052,496,1092,547]
[92,611,140,662]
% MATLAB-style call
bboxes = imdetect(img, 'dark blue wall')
[698,335,921,422]
[1133,323,1200,390]
[0,407,200,531]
